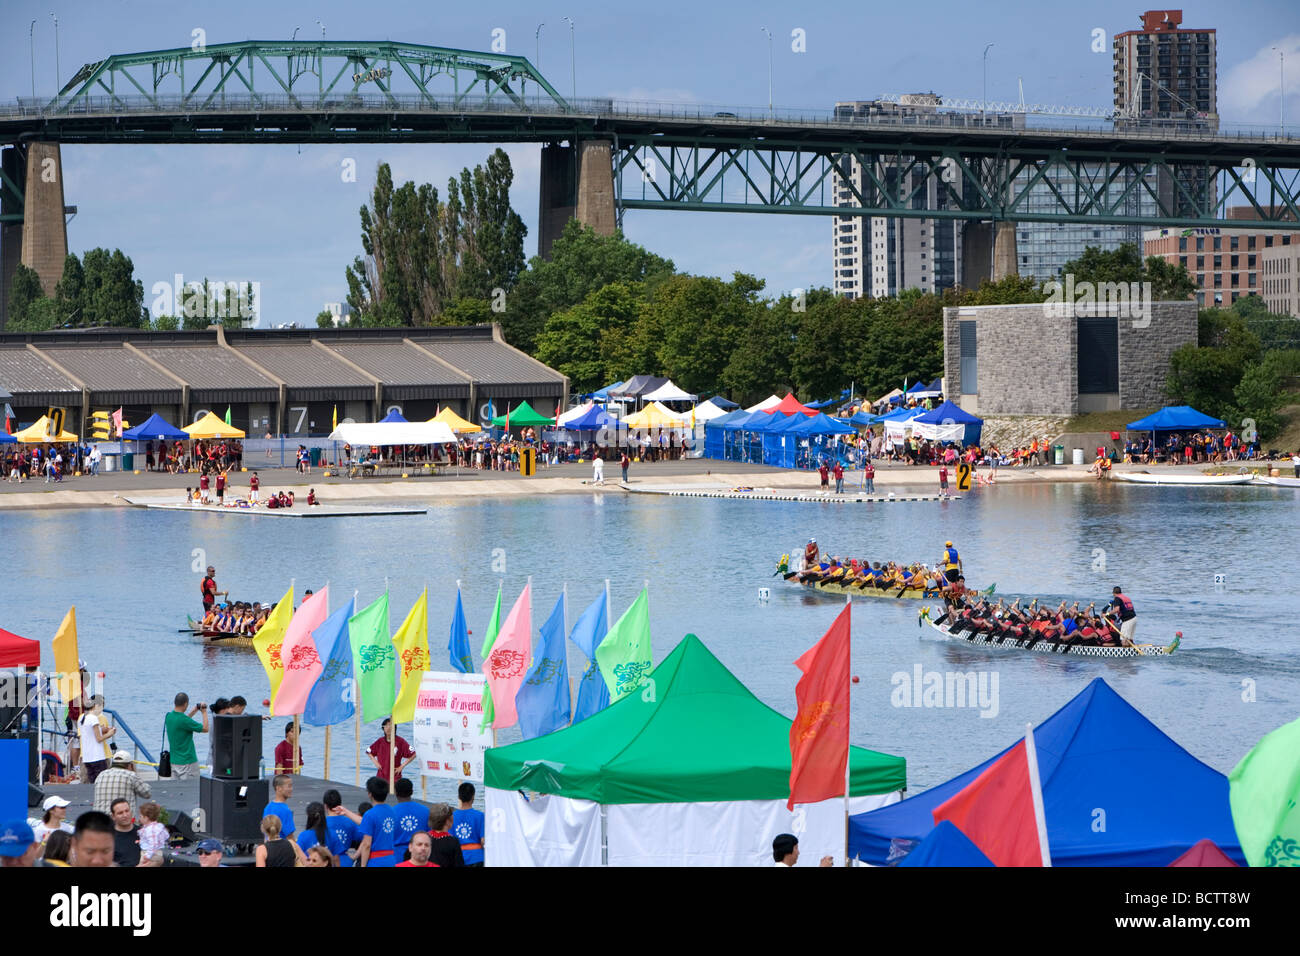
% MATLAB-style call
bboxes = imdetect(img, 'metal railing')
[2,92,1296,145]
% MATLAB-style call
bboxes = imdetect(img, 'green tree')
[722,294,799,404]
[645,273,764,396]
[80,248,146,327]
[1232,357,1284,441]
[447,149,527,300]
[152,313,180,331]
[439,297,495,326]
[535,281,645,392]
[5,264,46,328]
[54,253,85,321]
[316,310,334,328]
[1058,243,1195,300]
[789,289,862,401]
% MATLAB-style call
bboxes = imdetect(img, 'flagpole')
[324,724,331,781]
[563,583,571,723]
[353,589,360,787]
[1024,722,1052,867]
[844,594,852,868]
[292,713,301,776]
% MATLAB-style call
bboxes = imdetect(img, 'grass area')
[1270,404,1300,454]
[1062,409,1157,434]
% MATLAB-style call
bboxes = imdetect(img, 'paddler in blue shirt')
[939,541,962,585]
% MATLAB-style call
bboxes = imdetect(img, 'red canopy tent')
[762,393,817,416]
[0,627,39,668]
[1168,839,1239,867]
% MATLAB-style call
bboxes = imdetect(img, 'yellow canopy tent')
[184,412,246,439]
[429,407,482,433]
[622,401,687,429]
[14,415,79,443]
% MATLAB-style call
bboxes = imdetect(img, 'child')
[249,471,260,503]
[185,487,194,506]
[307,488,319,506]
[938,465,949,497]
[137,801,168,866]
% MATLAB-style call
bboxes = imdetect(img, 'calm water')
[4,482,1298,799]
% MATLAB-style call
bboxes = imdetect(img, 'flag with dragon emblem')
[594,587,652,702]
[303,597,357,727]
[516,590,570,740]
[484,582,532,730]
[253,585,294,708]
[1230,715,1300,868]
[349,592,394,722]
[787,602,851,810]
[272,586,330,716]
[391,589,430,723]
[479,583,503,730]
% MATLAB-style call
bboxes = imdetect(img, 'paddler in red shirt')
[201,565,226,615]
[367,718,417,783]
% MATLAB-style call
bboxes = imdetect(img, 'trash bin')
[122,453,134,470]
[1054,445,1064,466]
[103,453,119,473]
[310,447,322,466]
[1072,448,1085,466]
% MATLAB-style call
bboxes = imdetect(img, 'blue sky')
[2,0,1297,326]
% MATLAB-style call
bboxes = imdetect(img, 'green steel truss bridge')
[2,39,1300,229]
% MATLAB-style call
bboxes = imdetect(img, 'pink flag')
[271,586,330,716]
[111,407,123,439]
[484,582,533,729]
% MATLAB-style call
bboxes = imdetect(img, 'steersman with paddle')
[1106,586,1137,648]
[201,565,229,616]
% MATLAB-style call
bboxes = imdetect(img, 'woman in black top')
[255,815,305,868]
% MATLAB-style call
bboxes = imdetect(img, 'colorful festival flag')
[932,736,1048,867]
[1229,715,1300,867]
[51,607,80,705]
[303,597,356,727]
[594,587,652,701]
[348,592,393,722]
[516,591,570,740]
[271,586,330,716]
[448,586,473,674]
[484,582,533,730]
[253,586,295,706]
[787,602,850,810]
[332,404,338,431]
[390,589,430,723]
[224,406,233,426]
[479,583,503,729]
[568,588,610,723]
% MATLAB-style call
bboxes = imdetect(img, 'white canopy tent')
[642,380,698,403]
[690,399,731,422]
[745,394,782,412]
[327,420,458,445]
[911,420,966,442]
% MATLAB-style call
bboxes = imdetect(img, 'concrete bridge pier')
[960,219,1020,287]
[538,139,616,259]
[0,142,68,328]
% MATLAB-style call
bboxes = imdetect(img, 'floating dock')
[122,498,428,517]
[628,486,958,503]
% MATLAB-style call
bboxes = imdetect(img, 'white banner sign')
[413,671,491,782]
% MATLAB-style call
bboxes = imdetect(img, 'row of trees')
[7,250,146,331]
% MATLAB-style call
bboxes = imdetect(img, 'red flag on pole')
[931,729,1051,867]
[787,603,851,810]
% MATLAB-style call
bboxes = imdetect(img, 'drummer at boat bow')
[1109,587,1137,645]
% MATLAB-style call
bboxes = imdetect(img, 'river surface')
[4,482,1298,800]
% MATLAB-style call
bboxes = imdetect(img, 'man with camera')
[164,692,209,780]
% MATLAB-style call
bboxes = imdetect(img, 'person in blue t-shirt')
[357,777,397,867]
[323,788,360,867]
[392,778,430,858]
[296,802,331,857]
[453,782,486,867]
[262,774,296,839]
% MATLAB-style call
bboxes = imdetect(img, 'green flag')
[1229,715,1300,867]
[348,592,394,723]
[224,406,233,426]
[479,583,503,729]
[594,587,652,701]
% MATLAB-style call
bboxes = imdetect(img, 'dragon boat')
[774,555,994,600]
[917,606,1180,658]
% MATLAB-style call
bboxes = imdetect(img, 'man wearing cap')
[0,821,39,867]
[940,541,962,584]
[771,832,832,867]
[196,838,226,867]
[93,750,152,816]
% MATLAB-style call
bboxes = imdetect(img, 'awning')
[490,399,555,427]
[328,421,457,445]
[745,395,782,413]
[183,412,245,439]
[428,407,481,433]
[122,413,189,441]
[622,402,687,429]
[1126,406,1227,432]
[641,380,698,403]
[0,627,39,668]
[14,415,79,443]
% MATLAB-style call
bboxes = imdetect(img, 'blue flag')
[448,586,473,674]
[516,592,571,740]
[568,589,610,724]
[302,597,356,727]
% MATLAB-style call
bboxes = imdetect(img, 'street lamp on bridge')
[50,13,60,95]
[982,42,994,125]
[29,20,36,99]
[562,17,575,102]
[1274,47,1285,134]
[761,27,773,118]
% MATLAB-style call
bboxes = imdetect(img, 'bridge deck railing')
[1,93,1295,146]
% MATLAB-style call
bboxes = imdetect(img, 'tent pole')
[844,593,852,867]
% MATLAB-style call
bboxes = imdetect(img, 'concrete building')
[1113,10,1217,127]
[0,323,567,437]
[1261,243,1300,316]
[943,300,1197,417]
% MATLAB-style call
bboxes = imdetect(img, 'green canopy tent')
[484,633,906,866]
[489,399,556,428]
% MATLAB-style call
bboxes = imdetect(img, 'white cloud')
[1219,36,1299,125]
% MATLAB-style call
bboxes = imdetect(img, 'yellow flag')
[390,589,430,723]
[253,586,294,707]
[332,404,338,430]
[52,607,81,705]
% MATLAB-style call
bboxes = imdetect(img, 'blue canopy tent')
[0,431,16,444]
[1126,406,1226,432]
[757,413,805,468]
[122,413,189,441]
[379,408,409,423]
[848,678,1246,867]
[791,412,856,436]
[718,410,771,463]
[564,405,623,431]
[701,395,739,410]
[911,400,983,446]
[786,412,858,469]
[897,821,995,867]
[704,409,748,458]
[591,381,626,401]
[848,410,875,427]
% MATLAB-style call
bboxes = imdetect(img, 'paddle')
[1102,613,1142,655]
